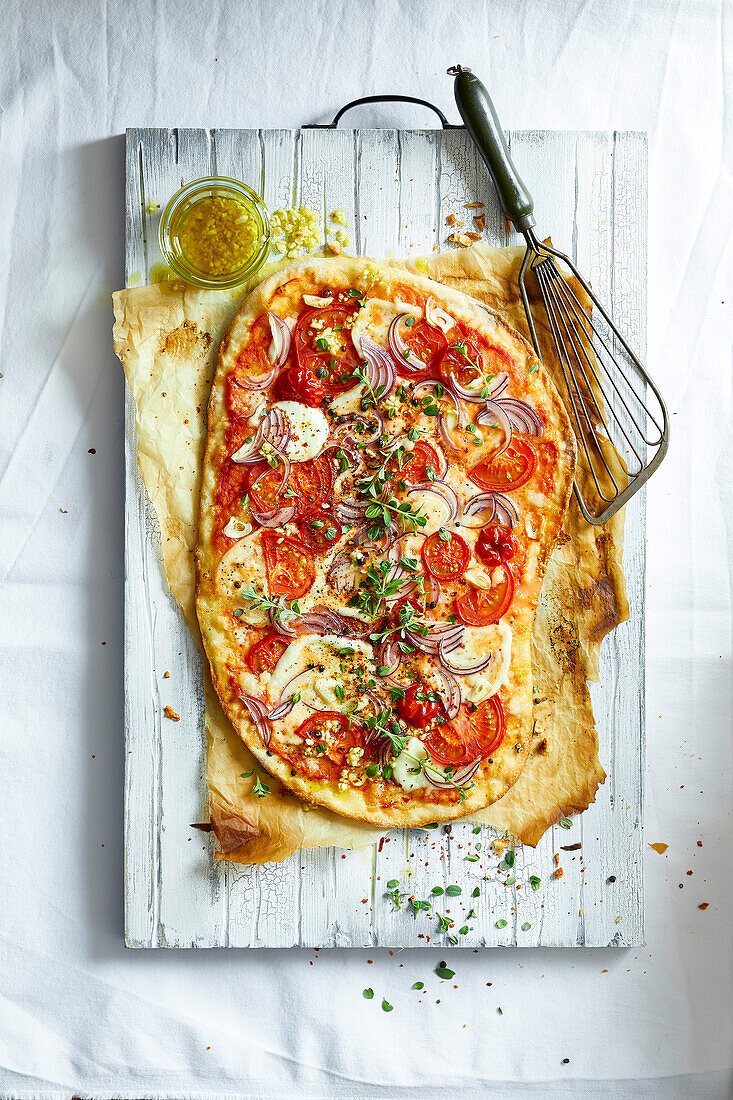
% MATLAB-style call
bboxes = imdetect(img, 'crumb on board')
[465,202,484,209]
[698,902,709,910]
[448,232,473,247]
[163,671,170,679]
[164,705,180,721]
[466,231,482,242]
[446,213,464,227]
[649,842,669,855]
[473,215,485,232]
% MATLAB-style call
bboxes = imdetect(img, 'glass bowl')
[158,176,270,289]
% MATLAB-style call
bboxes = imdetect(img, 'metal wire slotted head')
[451,64,669,524]
[518,233,668,524]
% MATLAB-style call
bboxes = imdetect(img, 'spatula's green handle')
[448,66,535,231]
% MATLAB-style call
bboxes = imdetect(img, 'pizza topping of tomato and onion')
[201,271,565,812]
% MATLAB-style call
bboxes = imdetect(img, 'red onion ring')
[495,397,543,436]
[267,313,292,368]
[437,637,494,675]
[232,365,278,393]
[239,694,272,748]
[232,407,292,464]
[424,757,481,788]
[270,605,371,639]
[267,696,296,721]
[493,492,519,528]
[352,521,398,552]
[407,480,459,524]
[377,638,402,676]
[326,548,364,594]
[406,622,465,657]
[251,503,296,528]
[433,667,462,720]
[463,492,498,527]
[412,379,464,428]
[475,401,513,457]
[462,491,519,529]
[335,497,370,523]
[388,314,428,373]
[331,412,385,447]
[360,336,397,400]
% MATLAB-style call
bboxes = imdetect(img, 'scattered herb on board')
[435,964,455,980]
[382,999,394,1012]
[363,988,374,999]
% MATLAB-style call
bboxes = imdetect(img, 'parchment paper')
[113,242,627,861]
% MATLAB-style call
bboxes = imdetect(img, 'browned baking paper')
[113,242,627,861]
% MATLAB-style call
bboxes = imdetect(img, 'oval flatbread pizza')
[196,257,576,827]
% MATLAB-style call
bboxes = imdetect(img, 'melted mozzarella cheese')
[350,298,420,356]
[461,620,513,703]
[273,401,329,462]
[215,535,269,626]
[221,517,254,539]
[392,736,430,791]
[268,634,374,702]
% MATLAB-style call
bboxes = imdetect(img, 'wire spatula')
[449,65,669,524]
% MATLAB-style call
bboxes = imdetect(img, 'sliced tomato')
[261,533,315,599]
[294,305,360,395]
[290,454,334,517]
[215,460,250,512]
[246,460,287,513]
[226,374,257,421]
[476,523,518,567]
[468,696,505,757]
[297,514,343,554]
[400,321,448,378]
[277,363,325,407]
[438,338,485,390]
[396,681,442,730]
[399,440,442,486]
[246,633,289,675]
[423,709,475,767]
[455,565,515,626]
[272,711,370,781]
[421,530,471,582]
[469,437,538,493]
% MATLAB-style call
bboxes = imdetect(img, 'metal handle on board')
[304,95,459,130]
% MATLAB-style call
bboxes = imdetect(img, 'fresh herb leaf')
[253,775,270,798]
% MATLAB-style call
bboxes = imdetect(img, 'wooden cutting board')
[123,124,646,948]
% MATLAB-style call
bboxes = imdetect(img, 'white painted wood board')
[123,125,646,948]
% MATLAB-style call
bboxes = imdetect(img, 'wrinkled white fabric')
[0,0,731,1097]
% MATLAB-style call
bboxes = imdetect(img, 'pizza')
[196,257,576,827]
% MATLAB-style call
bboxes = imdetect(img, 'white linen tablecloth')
[1,0,731,1096]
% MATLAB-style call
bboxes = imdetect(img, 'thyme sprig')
[238,585,301,623]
